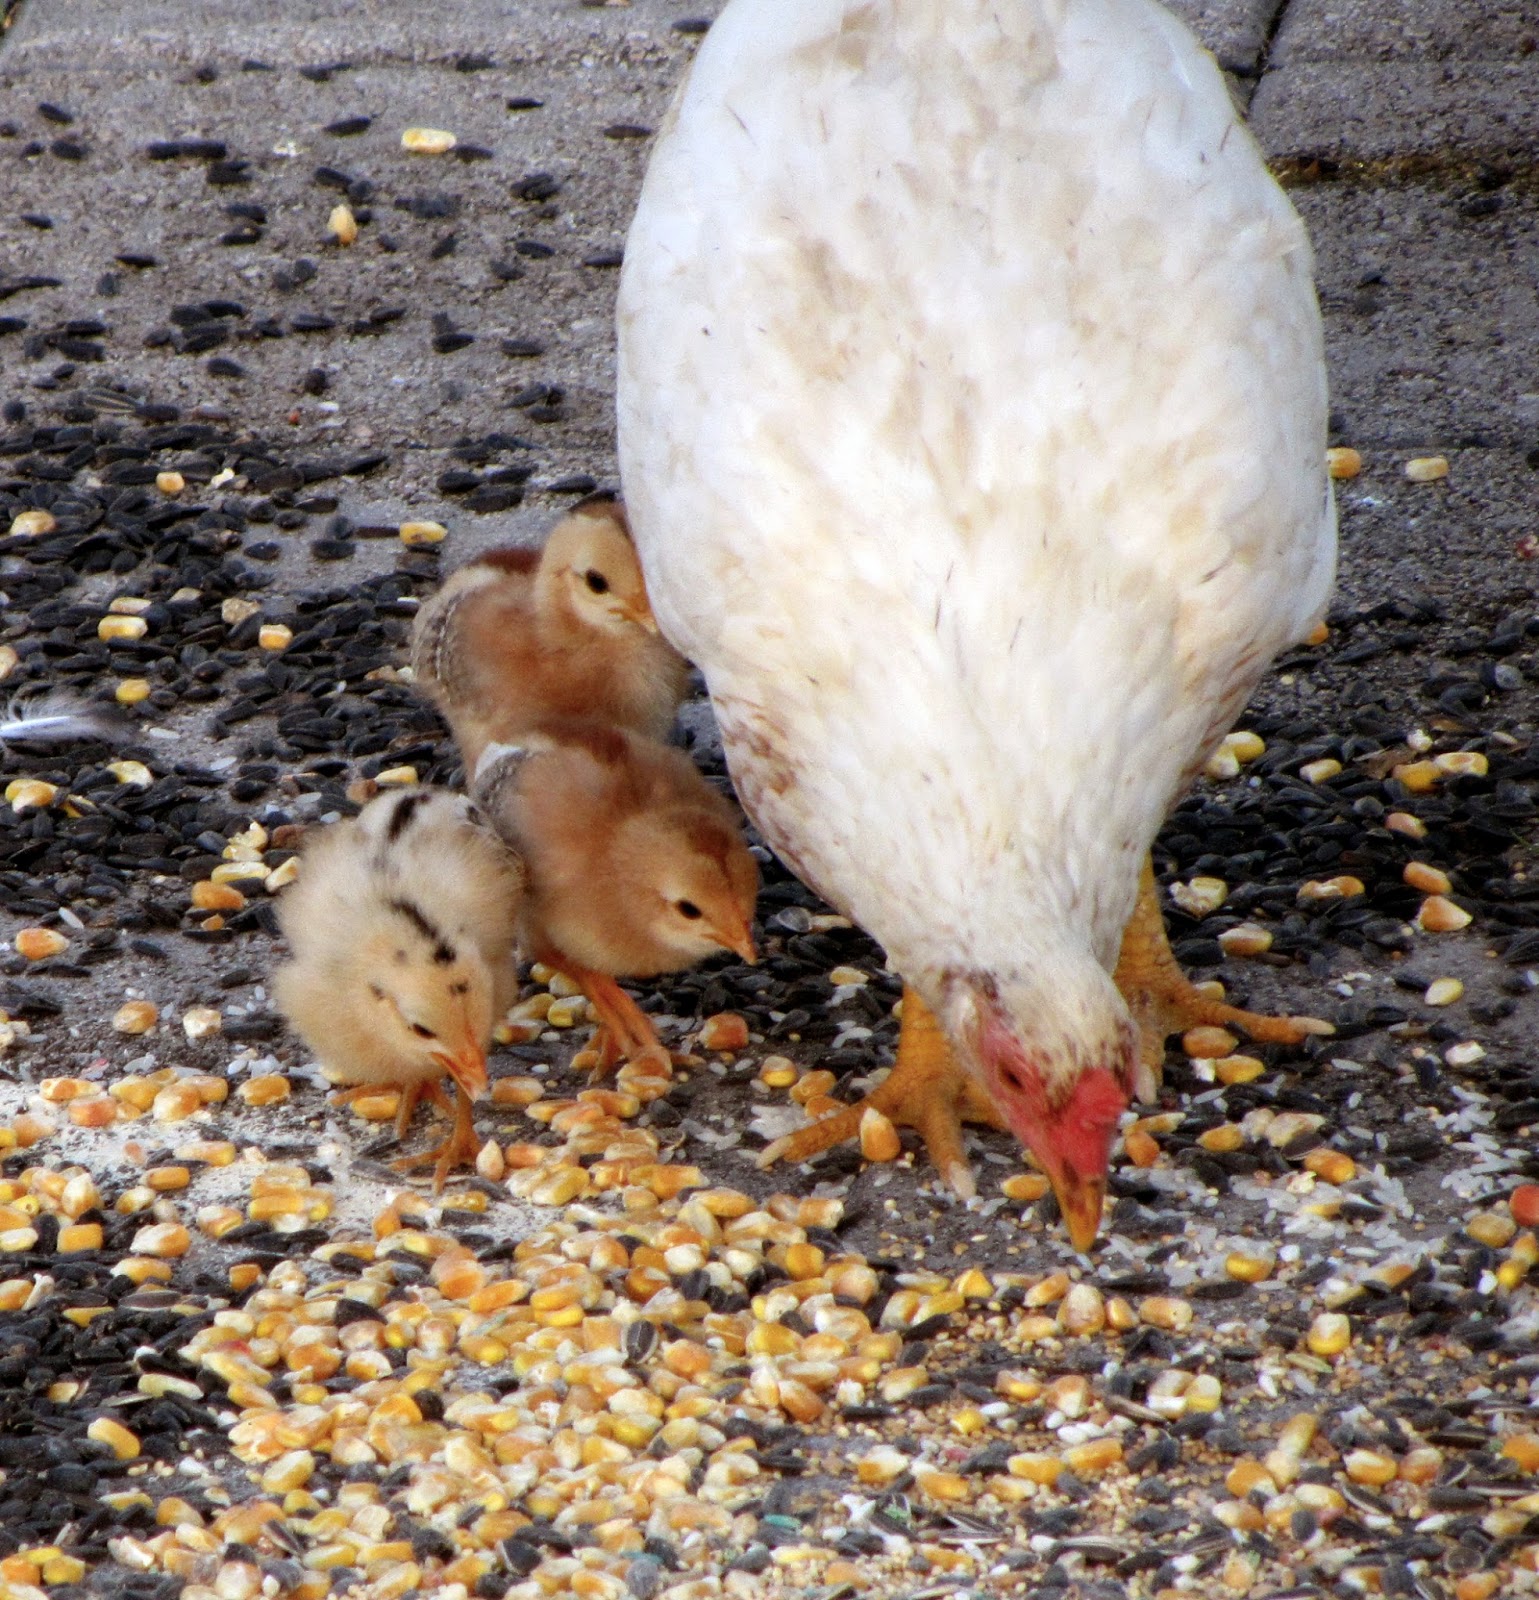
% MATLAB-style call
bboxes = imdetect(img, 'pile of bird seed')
[0,378,1538,1600]
[3,9,1539,1597]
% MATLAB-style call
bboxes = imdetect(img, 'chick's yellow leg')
[553,962,673,1077]
[1115,855,1332,1096]
[394,1085,482,1193]
[759,986,1004,1199]
[329,1079,449,1138]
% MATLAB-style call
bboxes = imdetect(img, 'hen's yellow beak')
[1051,1169,1106,1254]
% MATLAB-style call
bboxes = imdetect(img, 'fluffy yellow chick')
[410,495,690,775]
[273,786,524,1188]
[474,723,759,1073]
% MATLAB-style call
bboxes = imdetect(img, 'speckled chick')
[273,785,525,1188]
[410,496,690,775]
[474,723,759,1073]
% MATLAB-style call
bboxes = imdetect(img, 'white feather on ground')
[0,692,120,743]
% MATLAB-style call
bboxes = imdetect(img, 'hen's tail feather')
[0,692,120,743]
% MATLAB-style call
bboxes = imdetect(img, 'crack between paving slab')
[1272,149,1539,192]
[1256,0,1296,80]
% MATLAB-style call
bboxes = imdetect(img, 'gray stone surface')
[0,0,709,569]
[1,0,1537,1289]
[1,0,1533,702]
[1294,178,1539,451]
[1269,0,1538,63]
[1251,58,1539,158]
[0,0,1532,754]
[4,0,678,67]
[1163,0,1278,73]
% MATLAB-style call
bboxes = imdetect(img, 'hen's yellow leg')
[759,987,1005,1198]
[1116,856,1332,1094]
[394,1084,482,1193]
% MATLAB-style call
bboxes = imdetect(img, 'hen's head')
[944,966,1135,1252]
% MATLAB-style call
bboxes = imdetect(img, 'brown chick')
[273,786,525,1188]
[410,496,691,775]
[474,723,759,1074]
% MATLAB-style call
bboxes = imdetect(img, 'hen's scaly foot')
[393,1083,482,1192]
[759,987,1004,1197]
[1116,856,1333,1097]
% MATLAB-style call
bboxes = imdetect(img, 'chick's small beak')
[717,922,757,965]
[434,1043,488,1101]
[1050,1168,1107,1254]
[622,601,661,635]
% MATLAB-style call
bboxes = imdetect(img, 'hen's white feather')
[0,691,119,744]
[617,0,1334,1033]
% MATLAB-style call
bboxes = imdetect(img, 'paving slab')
[1251,57,1539,159]
[2,0,692,68]
[1269,0,1539,64]
[1162,0,1279,74]
[1291,177,1539,451]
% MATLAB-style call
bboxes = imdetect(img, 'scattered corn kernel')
[112,1000,159,1035]
[402,127,457,154]
[1306,1312,1351,1357]
[15,928,67,961]
[98,614,148,642]
[858,1106,901,1163]
[88,1417,141,1460]
[1218,923,1273,957]
[1416,895,1472,932]
[5,779,56,814]
[182,1007,223,1039]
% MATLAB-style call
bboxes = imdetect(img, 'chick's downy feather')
[411,498,689,774]
[273,787,524,1108]
[617,0,1335,1198]
[475,724,758,982]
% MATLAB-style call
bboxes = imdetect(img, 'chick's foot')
[328,1077,452,1141]
[393,1084,483,1192]
[1117,855,1332,1098]
[557,964,678,1077]
[759,986,1005,1198]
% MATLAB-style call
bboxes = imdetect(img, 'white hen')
[616,0,1335,1248]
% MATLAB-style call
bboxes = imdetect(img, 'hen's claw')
[1116,856,1333,1097]
[758,987,1004,1198]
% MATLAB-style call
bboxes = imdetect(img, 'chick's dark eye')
[676,899,702,920]
[410,1023,437,1040]
[584,569,610,595]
